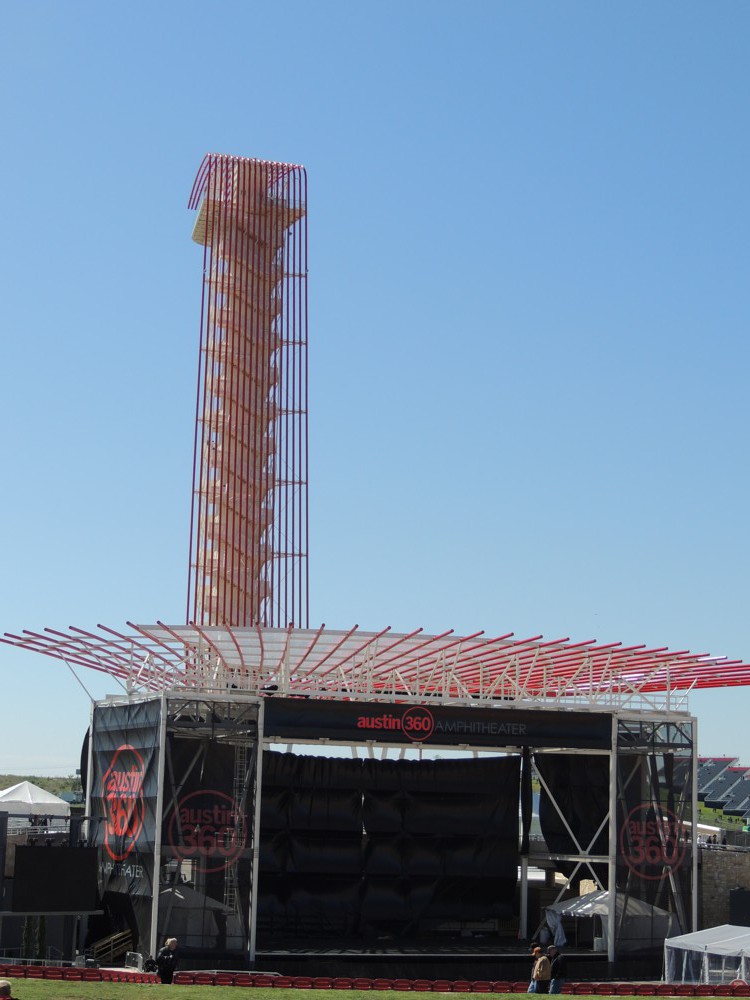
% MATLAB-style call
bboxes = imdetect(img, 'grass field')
[0,988,732,1000]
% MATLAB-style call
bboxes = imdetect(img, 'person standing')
[531,946,551,994]
[548,945,566,994]
[527,942,539,992]
[156,937,179,984]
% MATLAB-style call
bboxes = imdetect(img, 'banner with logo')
[88,698,162,952]
[264,697,612,750]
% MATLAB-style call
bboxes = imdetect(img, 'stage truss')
[3,622,749,711]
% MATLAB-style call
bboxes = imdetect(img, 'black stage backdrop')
[257,752,520,946]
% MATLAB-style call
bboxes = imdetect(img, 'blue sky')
[1,1,748,773]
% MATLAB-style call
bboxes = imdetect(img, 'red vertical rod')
[247,160,262,625]
[187,157,212,624]
[223,158,240,625]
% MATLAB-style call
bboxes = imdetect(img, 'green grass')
[0,988,733,1000]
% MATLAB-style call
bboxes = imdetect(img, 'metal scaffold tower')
[187,154,309,630]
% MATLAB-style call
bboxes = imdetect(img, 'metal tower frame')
[187,154,309,630]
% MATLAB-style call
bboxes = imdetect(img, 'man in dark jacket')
[156,937,179,984]
[548,945,566,994]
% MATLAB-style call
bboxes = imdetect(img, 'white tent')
[545,889,680,953]
[664,924,750,984]
[0,781,71,822]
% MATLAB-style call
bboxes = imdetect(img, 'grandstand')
[697,757,750,829]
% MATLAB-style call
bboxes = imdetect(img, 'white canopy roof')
[545,890,679,951]
[0,780,70,817]
[665,925,750,956]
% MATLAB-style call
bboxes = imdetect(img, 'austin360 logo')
[619,804,686,881]
[102,744,146,862]
[168,790,246,874]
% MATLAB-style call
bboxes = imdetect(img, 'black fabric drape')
[535,753,609,884]
[520,746,533,855]
[257,751,521,945]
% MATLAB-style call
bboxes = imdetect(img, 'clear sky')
[1,1,748,774]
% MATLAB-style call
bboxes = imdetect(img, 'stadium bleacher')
[697,757,738,801]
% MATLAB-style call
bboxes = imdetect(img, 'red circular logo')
[401,706,435,742]
[102,744,145,862]
[168,789,246,873]
[619,804,686,881]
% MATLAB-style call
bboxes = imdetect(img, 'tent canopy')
[664,925,750,984]
[665,925,750,956]
[0,780,71,818]
[545,890,679,952]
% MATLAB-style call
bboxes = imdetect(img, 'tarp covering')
[545,889,679,953]
[664,925,750,984]
[0,781,71,819]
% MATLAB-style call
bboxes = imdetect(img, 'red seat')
[615,988,637,996]
[352,980,374,991]
[6,967,26,979]
[635,988,657,996]
[452,982,472,993]
[412,982,432,992]
[314,977,335,989]
[512,984,530,994]
[733,989,750,997]
[272,977,296,988]
[292,978,315,989]
[174,972,195,984]
[431,982,453,992]
[215,973,236,985]
[255,976,278,987]
[562,987,576,995]
[43,968,64,980]
[674,988,696,996]
[695,989,715,996]
[373,981,394,991]
[715,989,734,997]
[391,980,412,991]
[333,979,355,990]
[194,973,216,985]
[471,983,492,993]
[596,987,616,995]
[25,967,45,979]
[82,969,102,981]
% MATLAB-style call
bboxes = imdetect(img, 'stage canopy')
[3,623,750,708]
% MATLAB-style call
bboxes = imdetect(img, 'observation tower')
[187,153,308,629]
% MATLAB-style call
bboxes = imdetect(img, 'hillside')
[0,773,82,797]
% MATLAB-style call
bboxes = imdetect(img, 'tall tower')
[187,153,308,629]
